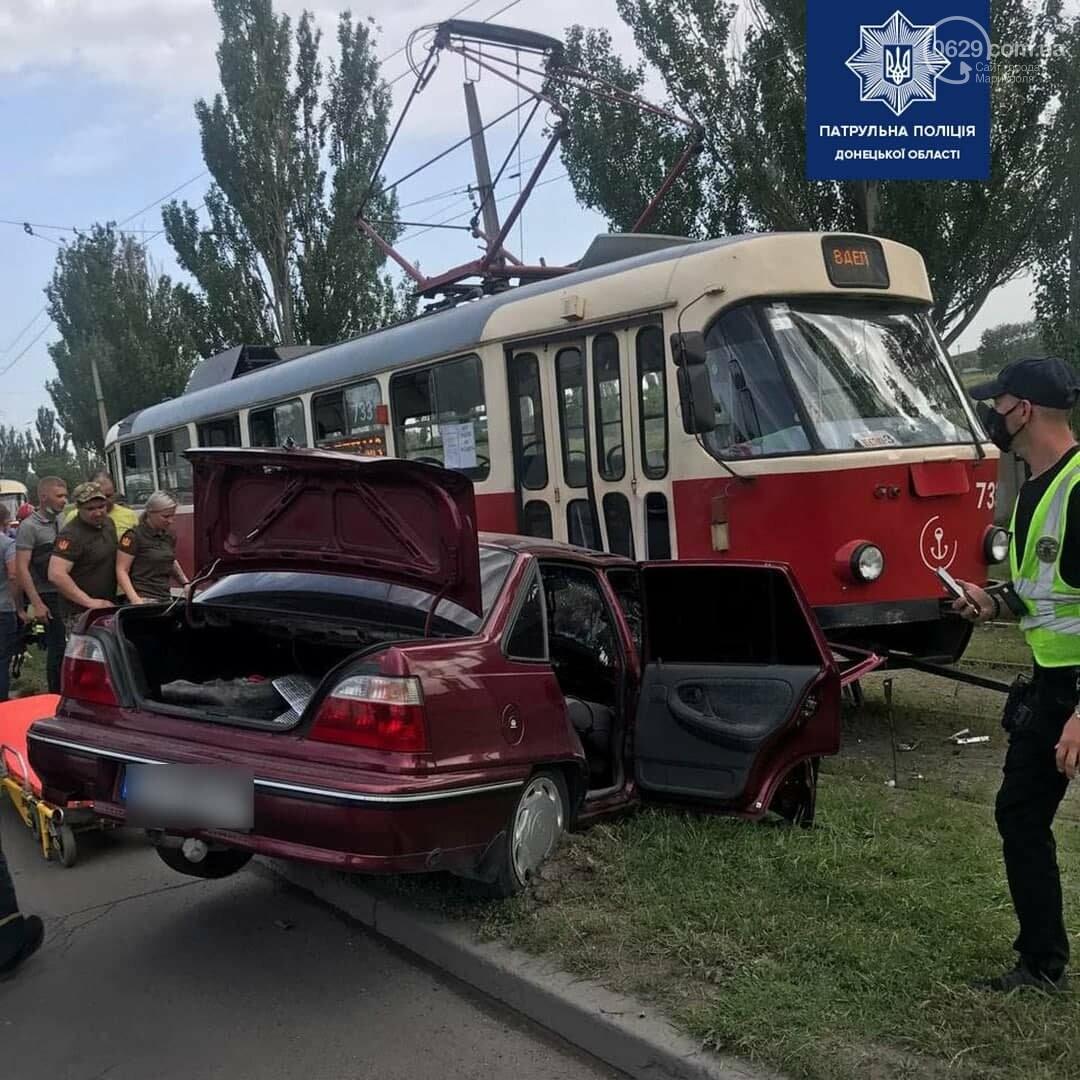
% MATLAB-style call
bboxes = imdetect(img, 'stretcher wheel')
[57,824,77,868]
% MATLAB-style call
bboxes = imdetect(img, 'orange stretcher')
[1,694,112,867]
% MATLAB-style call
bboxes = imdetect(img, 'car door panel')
[636,665,819,800]
[633,561,845,815]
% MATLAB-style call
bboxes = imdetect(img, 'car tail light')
[309,675,428,752]
[62,634,120,706]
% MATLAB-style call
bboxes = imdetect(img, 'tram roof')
[113,231,900,440]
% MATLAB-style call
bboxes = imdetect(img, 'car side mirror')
[670,332,717,435]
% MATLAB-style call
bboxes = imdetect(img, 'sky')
[0,0,1044,436]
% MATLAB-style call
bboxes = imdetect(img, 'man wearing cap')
[955,357,1080,993]
[61,470,138,536]
[48,482,118,633]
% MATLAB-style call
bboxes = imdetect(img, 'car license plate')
[124,764,254,831]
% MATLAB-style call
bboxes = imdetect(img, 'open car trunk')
[115,603,403,731]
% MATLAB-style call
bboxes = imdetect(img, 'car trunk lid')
[188,448,483,614]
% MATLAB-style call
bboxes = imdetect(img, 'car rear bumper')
[27,719,525,876]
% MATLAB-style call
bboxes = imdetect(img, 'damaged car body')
[28,449,875,895]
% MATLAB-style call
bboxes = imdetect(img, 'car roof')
[479,532,636,567]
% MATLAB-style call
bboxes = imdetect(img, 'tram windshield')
[702,300,972,459]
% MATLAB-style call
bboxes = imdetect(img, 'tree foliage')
[0,408,101,491]
[163,0,412,350]
[975,320,1044,372]
[0,426,35,483]
[556,0,1058,346]
[45,225,208,453]
[1035,9,1080,365]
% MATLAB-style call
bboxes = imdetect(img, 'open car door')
[633,562,864,824]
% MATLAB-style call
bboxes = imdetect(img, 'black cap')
[968,357,1080,409]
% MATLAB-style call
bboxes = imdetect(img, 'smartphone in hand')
[934,566,967,601]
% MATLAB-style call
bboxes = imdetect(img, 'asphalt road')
[0,804,621,1080]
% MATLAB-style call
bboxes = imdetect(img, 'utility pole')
[90,354,109,447]
[464,81,503,263]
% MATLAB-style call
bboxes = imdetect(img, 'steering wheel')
[605,444,624,475]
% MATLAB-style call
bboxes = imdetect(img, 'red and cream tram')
[105,231,1002,662]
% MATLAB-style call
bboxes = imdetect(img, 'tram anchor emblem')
[920,515,958,571]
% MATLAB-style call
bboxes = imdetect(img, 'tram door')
[506,320,673,558]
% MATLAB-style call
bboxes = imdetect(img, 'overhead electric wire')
[385,0,526,87]
[399,172,568,243]
[380,97,534,198]
[378,0,485,66]
[117,170,208,226]
[395,150,542,211]
[0,322,50,377]
[1,307,47,355]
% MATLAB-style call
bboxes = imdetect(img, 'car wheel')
[155,844,253,880]
[488,770,568,898]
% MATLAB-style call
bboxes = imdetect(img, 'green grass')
[10,641,48,698]
[366,622,1080,1079]
[480,782,1080,1080]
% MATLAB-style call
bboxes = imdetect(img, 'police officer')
[0,824,43,979]
[957,357,1080,993]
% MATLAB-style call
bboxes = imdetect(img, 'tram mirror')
[670,331,707,368]
[677,363,717,435]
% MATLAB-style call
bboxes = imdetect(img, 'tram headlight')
[851,543,885,583]
[983,526,1010,565]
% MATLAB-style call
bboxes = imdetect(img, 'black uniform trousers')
[0,820,25,966]
[995,667,1074,978]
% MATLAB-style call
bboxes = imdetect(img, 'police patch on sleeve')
[1036,536,1060,563]
[120,531,134,551]
[55,537,71,553]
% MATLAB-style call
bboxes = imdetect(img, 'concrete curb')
[261,858,783,1080]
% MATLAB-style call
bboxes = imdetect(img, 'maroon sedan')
[28,449,875,895]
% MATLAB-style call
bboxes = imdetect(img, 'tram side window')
[390,355,489,481]
[197,415,241,448]
[507,354,548,490]
[120,439,155,507]
[703,306,810,459]
[312,380,386,457]
[593,334,624,481]
[636,327,668,479]
[153,428,194,504]
[645,492,672,559]
[250,398,307,448]
[556,348,588,489]
[568,499,602,550]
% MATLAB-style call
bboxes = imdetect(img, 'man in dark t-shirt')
[48,482,118,631]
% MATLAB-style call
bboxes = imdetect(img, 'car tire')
[155,844,254,880]
[487,769,568,899]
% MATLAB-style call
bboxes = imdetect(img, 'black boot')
[0,915,44,980]
[971,961,1068,994]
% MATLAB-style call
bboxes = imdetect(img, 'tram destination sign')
[822,236,890,289]
[805,1,991,180]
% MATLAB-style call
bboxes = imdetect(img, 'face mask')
[977,401,1025,453]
